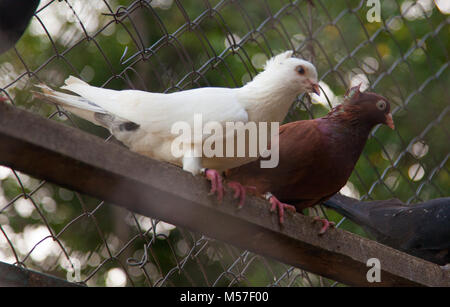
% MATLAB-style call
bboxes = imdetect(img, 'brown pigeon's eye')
[297,66,305,75]
[376,100,386,111]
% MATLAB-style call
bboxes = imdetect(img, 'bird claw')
[226,182,257,209]
[313,217,335,235]
[265,193,296,224]
[203,169,224,203]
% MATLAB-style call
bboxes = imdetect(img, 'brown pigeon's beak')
[385,113,395,130]
[311,82,320,96]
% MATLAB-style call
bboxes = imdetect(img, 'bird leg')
[202,169,224,203]
[264,192,296,224]
[313,216,335,235]
[226,182,257,209]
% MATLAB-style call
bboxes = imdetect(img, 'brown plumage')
[225,84,395,229]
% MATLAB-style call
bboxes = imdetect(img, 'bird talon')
[227,181,249,209]
[313,217,335,235]
[204,169,224,203]
[227,182,241,199]
[285,205,296,213]
[265,193,295,224]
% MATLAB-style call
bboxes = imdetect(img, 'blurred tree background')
[0,0,448,286]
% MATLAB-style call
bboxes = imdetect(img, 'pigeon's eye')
[376,100,386,111]
[297,66,305,75]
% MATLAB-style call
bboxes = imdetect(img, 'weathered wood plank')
[0,102,448,286]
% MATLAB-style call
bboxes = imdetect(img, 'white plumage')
[34,50,319,175]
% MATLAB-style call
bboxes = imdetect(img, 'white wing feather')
[61,76,248,138]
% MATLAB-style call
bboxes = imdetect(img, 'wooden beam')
[0,102,448,287]
[0,261,82,287]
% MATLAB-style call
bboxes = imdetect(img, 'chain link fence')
[0,0,448,286]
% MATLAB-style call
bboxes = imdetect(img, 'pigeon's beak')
[385,113,395,130]
[309,81,320,96]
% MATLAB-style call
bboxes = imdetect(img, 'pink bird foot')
[226,181,257,209]
[265,192,296,224]
[202,169,224,203]
[313,217,335,235]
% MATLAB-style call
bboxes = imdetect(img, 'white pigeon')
[34,50,318,199]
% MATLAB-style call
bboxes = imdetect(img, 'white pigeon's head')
[258,50,320,96]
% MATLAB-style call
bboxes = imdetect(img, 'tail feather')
[34,83,104,113]
[60,75,116,108]
[33,81,139,133]
[324,194,370,226]
[64,75,89,86]
[33,83,106,125]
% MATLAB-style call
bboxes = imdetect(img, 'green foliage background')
[0,0,448,286]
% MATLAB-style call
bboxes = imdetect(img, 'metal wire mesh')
[0,0,448,286]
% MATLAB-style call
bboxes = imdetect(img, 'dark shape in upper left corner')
[0,0,41,54]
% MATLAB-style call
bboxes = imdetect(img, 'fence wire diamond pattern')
[0,0,448,286]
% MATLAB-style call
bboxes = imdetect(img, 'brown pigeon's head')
[342,84,395,130]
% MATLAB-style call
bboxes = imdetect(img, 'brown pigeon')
[225,84,395,233]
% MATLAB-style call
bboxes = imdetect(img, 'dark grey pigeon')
[324,194,450,265]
